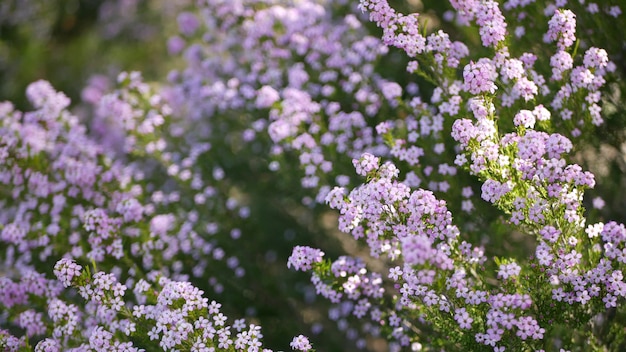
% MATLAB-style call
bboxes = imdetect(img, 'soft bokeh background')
[2,0,626,350]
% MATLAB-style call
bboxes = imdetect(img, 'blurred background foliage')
[2,0,626,351]
[0,0,183,110]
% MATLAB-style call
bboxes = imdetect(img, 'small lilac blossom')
[475,0,507,47]
[550,51,573,80]
[513,110,536,129]
[352,153,380,177]
[463,59,498,95]
[454,308,473,329]
[498,262,521,279]
[546,10,576,50]
[288,246,325,271]
[290,335,312,351]
[177,12,200,36]
[53,258,83,288]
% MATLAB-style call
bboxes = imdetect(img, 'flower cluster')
[1,0,626,351]
[0,77,313,351]
[546,9,577,50]
[287,0,625,350]
[293,153,577,351]
[463,59,498,95]
[45,259,285,352]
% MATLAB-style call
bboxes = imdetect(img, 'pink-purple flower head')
[288,246,325,272]
[481,179,512,204]
[255,86,281,109]
[401,234,435,266]
[53,258,83,288]
[359,0,427,57]
[550,51,573,80]
[25,80,71,118]
[497,262,521,280]
[463,59,498,95]
[476,0,507,47]
[454,308,473,330]
[513,109,536,129]
[352,152,380,177]
[290,334,312,351]
[546,9,576,50]
[177,12,200,36]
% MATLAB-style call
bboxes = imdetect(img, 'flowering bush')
[1,0,626,351]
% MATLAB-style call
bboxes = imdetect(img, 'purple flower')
[177,12,200,36]
[167,36,186,55]
[35,338,61,352]
[290,335,312,351]
[481,179,511,203]
[546,9,576,50]
[288,246,325,272]
[476,0,507,47]
[451,119,478,147]
[53,258,83,288]
[463,59,498,95]
[550,51,573,80]
[454,308,473,329]
[25,80,70,115]
[498,262,521,280]
[401,234,434,266]
[513,110,536,129]
[381,81,402,103]
[352,153,380,177]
